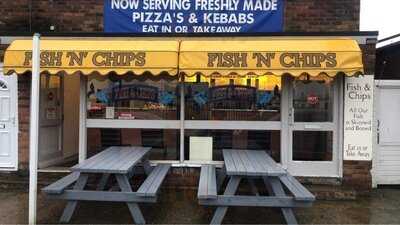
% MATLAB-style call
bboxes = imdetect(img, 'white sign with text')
[344,75,374,161]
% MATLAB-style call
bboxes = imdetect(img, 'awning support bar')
[79,75,87,163]
[29,33,40,225]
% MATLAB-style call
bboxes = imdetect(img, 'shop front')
[3,36,367,179]
[0,31,378,224]
[0,0,382,223]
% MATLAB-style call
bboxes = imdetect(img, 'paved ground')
[1,187,400,224]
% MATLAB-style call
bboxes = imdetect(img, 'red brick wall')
[284,0,360,31]
[0,0,102,32]
[343,161,372,193]
[17,74,31,170]
[0,0,360,32]
[31,0,103,32]
[0,0,31,32]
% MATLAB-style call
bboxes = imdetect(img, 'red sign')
[47,92,54,101]
[89,103,105,111]
[118,112,134,120]
[307,94,319,105]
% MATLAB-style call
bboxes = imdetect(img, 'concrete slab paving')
[0,187,400,224]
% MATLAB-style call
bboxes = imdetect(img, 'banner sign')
[104,0,284,33]
[343,75,374,161]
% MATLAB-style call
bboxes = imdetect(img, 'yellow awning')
[3,39,179,76]
[179,39,364,77]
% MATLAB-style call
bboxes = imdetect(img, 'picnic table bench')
[198,149,315,225]
[42,146,170,224]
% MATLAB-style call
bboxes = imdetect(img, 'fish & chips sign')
[22,51,146,68]
[104,0,284,33]
[207,52,338,69]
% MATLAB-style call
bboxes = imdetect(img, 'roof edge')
[0,31,379,38]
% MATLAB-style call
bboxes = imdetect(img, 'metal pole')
[180,76,185,163]
[29,33,40,225]
[78,75,87,163]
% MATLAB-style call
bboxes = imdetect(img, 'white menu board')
[189,137,213,162]
[344,75,374,161]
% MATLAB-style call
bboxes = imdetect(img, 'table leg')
[248,178,259,196]
[96,174,111,191]
[216,166,227,192]
[59,173,88,223]
[142,157,153,176]
[263,177,274,196]
[115,174,145,224]
[127,168,136,179]
[210,176,241,225]
[263,177,298,225]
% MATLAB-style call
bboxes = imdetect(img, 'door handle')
[377,119,380,144]
[288,108,294,126]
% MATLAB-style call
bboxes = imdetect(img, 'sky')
[360,0,400,42]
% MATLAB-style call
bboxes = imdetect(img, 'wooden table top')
[223,149,286,177]
[72,146,151,174]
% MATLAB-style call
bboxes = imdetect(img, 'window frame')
[79,74,343,178]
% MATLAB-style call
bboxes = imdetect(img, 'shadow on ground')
[1,187,400,224]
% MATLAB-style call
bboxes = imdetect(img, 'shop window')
[86,74,179,120]
[100,128,122,148]
[292,131,333,161]
[293,75,334,122]
[185,129,280,162]
[141,129,165,149]
[87,128,179,160]
[185,76,281,121]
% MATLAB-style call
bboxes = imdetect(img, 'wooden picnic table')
[198,149,315,225]
[42,146,170,224]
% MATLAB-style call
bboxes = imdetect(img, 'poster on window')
[344,75,374,161]
[104,0,284,33]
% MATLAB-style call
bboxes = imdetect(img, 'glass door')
[287,75,341,177]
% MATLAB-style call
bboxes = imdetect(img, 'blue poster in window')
[159,91,175,105]
[194,91,208,106]
[257,91,272,106]
[104,0,284,33]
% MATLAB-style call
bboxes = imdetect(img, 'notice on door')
[344,75,374,161]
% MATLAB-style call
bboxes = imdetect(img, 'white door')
[286,75,340,177]
[374,80,400,185]
[0,65,18,170]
